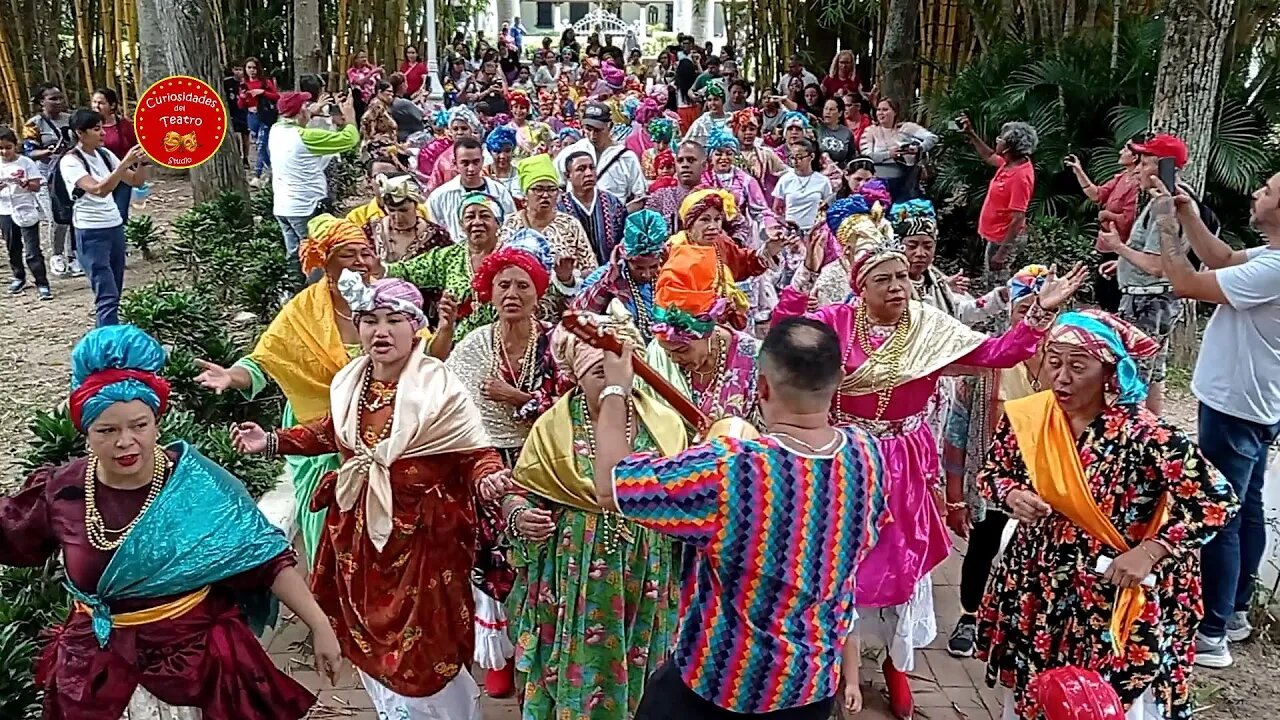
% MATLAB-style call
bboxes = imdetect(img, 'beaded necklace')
[357,365,397,447]
[618,262,652,338]
[853,303,912,420]
[84,447,170,551]
[490,319,539,391]
[683,329,728,412]
[577,392,635,554]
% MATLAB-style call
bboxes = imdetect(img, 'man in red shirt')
[1066,132,1147,312]
[959,114,1038,292]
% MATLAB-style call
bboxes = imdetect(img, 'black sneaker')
[947,615,978,658]
[7,278,26,294]
[36,286,52,301]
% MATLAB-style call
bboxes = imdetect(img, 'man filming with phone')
[1096,133,1193,416]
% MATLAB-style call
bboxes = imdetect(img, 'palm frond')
[1107,105,1151,144]
[1206,97,1272,194]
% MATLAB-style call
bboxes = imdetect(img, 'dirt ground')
[0,178,192,479]
[0,178,1275,716]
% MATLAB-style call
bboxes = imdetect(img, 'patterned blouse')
[387,244,495,341]
[499,210,598,277]
[976,403,1239,720]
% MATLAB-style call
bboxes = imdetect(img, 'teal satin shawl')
[70,441,290,647]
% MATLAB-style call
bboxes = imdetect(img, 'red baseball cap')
[277,91,309,117]
[1131,133,1188,169]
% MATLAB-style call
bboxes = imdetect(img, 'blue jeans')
[77,225,127,326]
[247,112,271,176]
[275,215,310,257]
[112,181,132,223]
[1198,403,1280,638]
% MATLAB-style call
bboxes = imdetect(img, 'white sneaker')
[1194,632,1234,669]
[1226,611,1254,642]
[249,177,262,189]
[49,254,67,276]
[69,258,85,278]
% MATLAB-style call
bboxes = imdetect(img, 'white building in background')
[475,0,733,52]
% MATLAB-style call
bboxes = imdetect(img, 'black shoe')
[8,278,26,294]
[947,615,978,658]
[36,286,52,300]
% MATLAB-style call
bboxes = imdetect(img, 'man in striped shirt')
[591,317,888,719]
[425,136,516,242]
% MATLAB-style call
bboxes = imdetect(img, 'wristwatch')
[598,385,628,402]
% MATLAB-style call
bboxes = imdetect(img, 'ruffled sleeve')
[0,467,59,567]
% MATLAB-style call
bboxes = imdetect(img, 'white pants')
[1002,687,1163,720]
[360,667,482,720]
[120,686,201,719]
[855,574,937,672]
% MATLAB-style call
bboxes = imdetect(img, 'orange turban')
[299,214,371,275]
[654,244,723,316]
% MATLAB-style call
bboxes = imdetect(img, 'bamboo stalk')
[9,0,31,106]
[71,0,94,101]
[336,0,349,81]
[114,0,127,112]
[102,0,117,98]
[0,27,22,125]
[126,0,140,95]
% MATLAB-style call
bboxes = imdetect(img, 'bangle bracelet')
[1138,540,1160,564]
[265,431,279,461]
[506,506,530,540]
[946,501,967,511]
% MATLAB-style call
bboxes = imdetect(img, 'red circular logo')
[134,76,228,170]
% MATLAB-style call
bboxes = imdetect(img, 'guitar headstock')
[561,310,625,354]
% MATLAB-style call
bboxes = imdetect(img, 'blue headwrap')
[622,210,669,258]
[69,325,169,432]
[705,126,740,153]
[447,105,480,130]
[558,126,582,143]
[1048,311,1160,405]
[781,110,810,130]
[890,198,937,238]
[825,195,871,234]
[621,96,641,124]
[486,125,517,153]
[503,228,555,274]
[431,108,450,129]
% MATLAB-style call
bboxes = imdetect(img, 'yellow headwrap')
[299,214,371,275]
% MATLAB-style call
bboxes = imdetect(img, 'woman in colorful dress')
[505,90,541,159]
[2,324,339,719]
[504,304,687,719]
[574,210,669,344]
[388,193,505,357]
[446,228,573,696]
[360,81,406,175]
[234,275,510,720]
[195,215,382,565]
[805,195,885,308]
[701,126,778,243]
[776,238,1085,720]
[644,243,762,425]
[353,173,452,263]
[668,188,784,331]
[501,154,598,278]
[425,106,482,191]
[976,310,1238,720]
[485,125,523,202]
[731,108,787,198]
[940,265,1052,659]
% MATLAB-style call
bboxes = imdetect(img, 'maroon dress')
[0,455,314,720]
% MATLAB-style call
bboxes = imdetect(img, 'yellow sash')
[75,586,210,627]
[839,300,987,396]
[515,392,688,513]
[1005,391,1169,653]
[248,280,351,423]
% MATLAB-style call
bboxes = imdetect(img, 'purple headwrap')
[337,270,428,330]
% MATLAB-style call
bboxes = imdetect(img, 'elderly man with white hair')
[958,115,1039,291]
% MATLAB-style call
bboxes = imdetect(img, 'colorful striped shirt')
[612,428,887,714]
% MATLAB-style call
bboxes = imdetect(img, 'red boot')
[883,656,914,720]
[485,664,515,698]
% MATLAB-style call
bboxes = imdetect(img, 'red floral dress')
[975,403,1239,719]
[278,415,504,697]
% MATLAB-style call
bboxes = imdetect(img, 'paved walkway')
[273,541,1004,719]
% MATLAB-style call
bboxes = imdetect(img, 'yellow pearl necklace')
[854,303,912,420]
[84,447,170,551]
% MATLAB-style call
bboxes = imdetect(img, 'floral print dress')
[975,403,1239,720]
[508,395,679,719]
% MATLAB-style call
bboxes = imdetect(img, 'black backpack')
[50,147,116,226]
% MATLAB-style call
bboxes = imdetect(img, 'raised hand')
[1037,262,1088,311]
[194,359,235,394]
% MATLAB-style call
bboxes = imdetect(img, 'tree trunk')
[135,0,172,89]
[1150,0,1236,194]
[293,0,322,77]
[141,0,247,199]
[879,0,918,112]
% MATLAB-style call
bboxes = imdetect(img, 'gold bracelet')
[1138,540,1161,564]
[946,501,967,511]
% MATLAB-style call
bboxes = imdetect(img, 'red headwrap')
[507,89,531,109]
[68,369,171,432]
[472,247,551,302]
